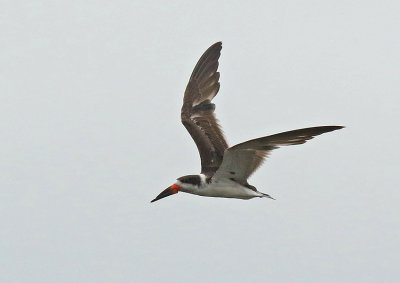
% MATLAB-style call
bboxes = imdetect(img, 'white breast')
[194,178,264,199]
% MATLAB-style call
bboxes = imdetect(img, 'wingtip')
[334,125,345,131]
[324,125,345,132]
[209,41,222,50]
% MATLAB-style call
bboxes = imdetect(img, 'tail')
[261,192,275,200]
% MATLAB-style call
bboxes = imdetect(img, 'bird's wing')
[212,126,343,183]
[181,42,228,176]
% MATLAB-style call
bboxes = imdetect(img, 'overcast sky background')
[1,1,399,282]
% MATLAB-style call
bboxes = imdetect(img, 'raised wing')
[181,42,228,176]
[212,126,344,184]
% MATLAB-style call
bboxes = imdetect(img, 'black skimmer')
[151,42,343,203]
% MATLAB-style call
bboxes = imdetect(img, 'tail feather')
[261,192,275,200]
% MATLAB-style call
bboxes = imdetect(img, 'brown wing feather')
[181,42,228,175]
[214,126,344,183]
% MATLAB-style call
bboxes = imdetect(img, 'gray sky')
[1,1,399,282]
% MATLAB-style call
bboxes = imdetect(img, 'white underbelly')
[195,179,263,199]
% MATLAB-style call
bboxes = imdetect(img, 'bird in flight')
[151,42,343,203]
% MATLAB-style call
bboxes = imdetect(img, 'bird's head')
[151,183,181,203]
[151,175,203,203]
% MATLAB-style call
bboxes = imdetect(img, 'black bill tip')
[150,186,178,203]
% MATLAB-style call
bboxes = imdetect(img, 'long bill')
[151,184,180,203]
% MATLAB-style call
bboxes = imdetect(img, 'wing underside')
[213,126,344,184]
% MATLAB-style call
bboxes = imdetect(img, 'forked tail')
[261,192,275,200]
